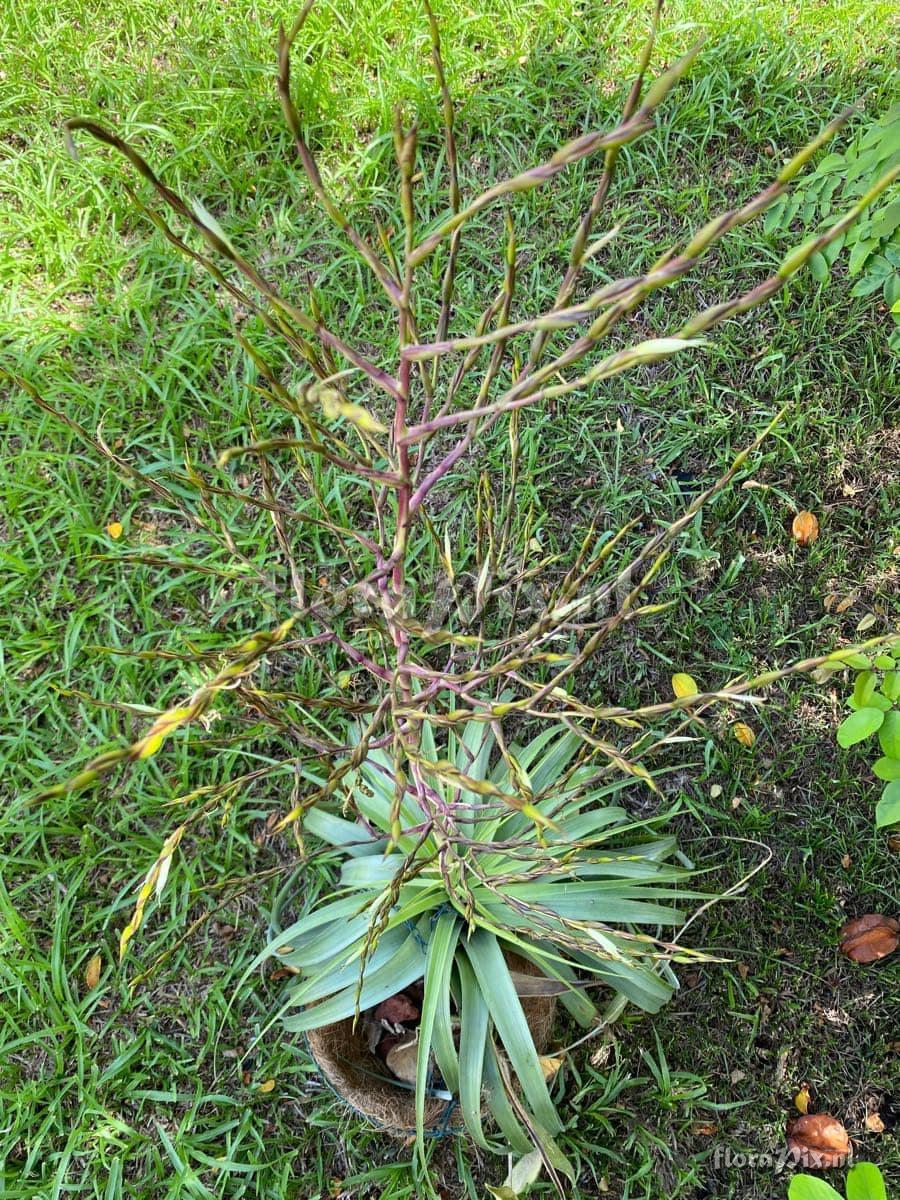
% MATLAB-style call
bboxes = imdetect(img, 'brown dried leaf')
[839,913,900,963]
[792,510,819,547]
[865,1111,885,1134]
[84,953,102,991]
[786,1113,851,1169]
[691,1122,718,1136]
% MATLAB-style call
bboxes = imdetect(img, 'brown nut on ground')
[787,1114,852,1169]
[839,913,900,963]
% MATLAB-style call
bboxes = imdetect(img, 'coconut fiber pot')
[306,950,557,1137]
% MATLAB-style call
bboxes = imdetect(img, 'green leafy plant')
[822,638,900,828]
[261,722,702,1176]
[7,0,899,1185]
[765,103,900,350]
[789,1161,887,1200]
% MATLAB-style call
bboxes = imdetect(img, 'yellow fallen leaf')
[84,953,102,991]
[791,510,819,547]
[539,1055,564,1081]
[671,673,699,699]
[106,521,123,539]
[258,1078,276,1093]
[794,1084,811,1114]
[733,722,756,748]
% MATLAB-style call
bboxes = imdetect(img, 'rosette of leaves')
[764,103,900,349]
[827,638,900,828]
[262,721,702,1164]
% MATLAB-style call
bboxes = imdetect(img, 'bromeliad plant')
[16,0,900,1176]
[264,721,699,1168]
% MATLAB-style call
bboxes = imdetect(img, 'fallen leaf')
[794,1084,812,1114]
[269,967,297,981]
[672,673,699,699]
[736,962,749,981]
[823,593,838,611]
[106,521,123,539]
[710,784,723,799]
[887,834,900,855]
[84,954,102,991]
[841,853,851,870]
[539,1055,564,1081]
[786,1113,851,1169]
[864,1111,885,1134]
[835,595,858,613]
[258,1078,276,1093]
[792,511,820,547]
[856,613,877,633]
[839,913,900,963]
[691,1122,718,1136]
[730,1069,747,1085]
[733,722,756,748]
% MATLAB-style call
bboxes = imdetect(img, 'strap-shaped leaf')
[506,940,597,1028]
[573,859,687,881]
[480,885,686,926]
[451,717,493,782]
[463,930,562,1133]
[482,1037,534,1154]
[303,806,386,856]
[430,946,461,1099]
[457,956,495,1151]
[579,950,675,1012]
[283,927,408,1007]
[283,925,427,1033]
[256,891,380,968]
[340,854,417,888]
[549,805,629,842]
[279,909,382,971]
[416,912,461,1161]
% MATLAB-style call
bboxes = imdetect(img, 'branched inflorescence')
[16,1,898,972]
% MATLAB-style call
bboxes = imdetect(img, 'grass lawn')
[1,0,898,1197]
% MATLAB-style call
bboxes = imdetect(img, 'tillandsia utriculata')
[9,0,899,1173]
